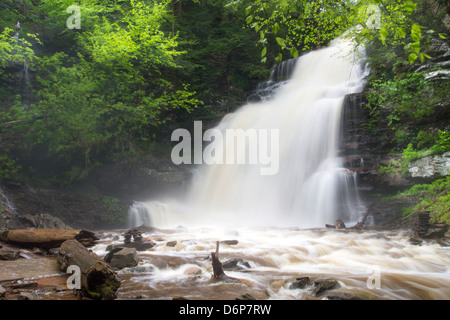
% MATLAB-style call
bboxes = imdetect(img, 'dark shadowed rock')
[335,219,346,229]
[220,240,239,245]
[310,279,341,296]
[326,292,367,300]
[290,277,311,289]
[222,258,251,270]
[166,241,177,247]
[236,293,256,300]
[0,249,20,261]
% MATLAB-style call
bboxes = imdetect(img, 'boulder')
[407,151,450,179]
[0,285,6,297]
[108,248,139,269]
[222,258,251,270]
[290,277,310,289]
[166,241,177,247]
[0,250,21,261]
[310,279,341,296]
[325,292,367,300]
[220,240,239,246]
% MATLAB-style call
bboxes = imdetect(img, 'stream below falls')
[89,226,449,300]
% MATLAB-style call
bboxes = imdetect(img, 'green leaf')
[409,53,418,64]
[245,6,252,16]
[411,24,422,42]
[275,53,282,63]
[272,23,280,35]
[261,47,267,58]
[296,18,305,28]
[380,28,388,44]
[396,28,406,39]
[411,41,421,54]
[290,46,298,59]
[419,53,425,63]
[438,33,446,39]
[275,37,286,48]
[246,15,253,24]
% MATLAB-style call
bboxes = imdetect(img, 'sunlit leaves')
[275,37,286,49]
[379,28,388,44]
[290,46,298,59]
[411,23,422,42]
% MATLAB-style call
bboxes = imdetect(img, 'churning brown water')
[93,227,450,300]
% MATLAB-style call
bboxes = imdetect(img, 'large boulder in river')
[107,248,139,269]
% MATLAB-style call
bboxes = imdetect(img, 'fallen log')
[57,240,120,300]
[0,229,98,249]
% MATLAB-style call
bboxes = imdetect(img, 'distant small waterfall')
[0,185,16,214]
[127,202,151,228]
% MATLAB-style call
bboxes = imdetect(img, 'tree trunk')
[57,239,120,300]
[1,229,98,249]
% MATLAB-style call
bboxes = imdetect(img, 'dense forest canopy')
[0,0,449,201]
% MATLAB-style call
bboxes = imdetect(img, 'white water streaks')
[0,185,16,213]
[92,227,450,300]
[149,35,370,229]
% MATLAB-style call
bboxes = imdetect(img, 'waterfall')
[130,36,370,229]
[248,58,297,102]
[0,185,16,214]
[127,202,151,228]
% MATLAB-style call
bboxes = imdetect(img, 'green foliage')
[394,177,450,223]
[1,0,205,183]
[366,71,437,122]
[98,196,128,224]
[0,28,36,74]
[229,0,352,62]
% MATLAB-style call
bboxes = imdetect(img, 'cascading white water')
[0,185,16,214]
[132,36,369,229]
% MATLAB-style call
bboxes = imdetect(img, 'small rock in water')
[166,241,177,247]
[0,285,6,297]
[325,292,366,300]
[220,240,239,246]
[222,258,251,270]
[290,277,310,289]
[184,266,202,275]
[236,293,256,300]
[0,249,20,261]
[310,279,341,296]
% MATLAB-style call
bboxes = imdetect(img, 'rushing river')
[92,226,450,300]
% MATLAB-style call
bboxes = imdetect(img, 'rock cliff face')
[408,151,450,179]
[339,36,450,227]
